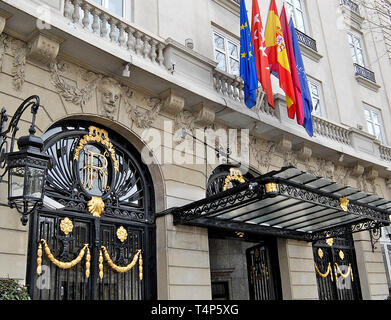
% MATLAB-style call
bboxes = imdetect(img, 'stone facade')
[0,0,390,300]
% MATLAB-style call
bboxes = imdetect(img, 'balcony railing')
[63,0,166,67]
[354,63,376,83]
[340,0,360,14]
[296,28,318,52]
[231,0,240,5]
[312,116,351,145]
[213,69,244,103]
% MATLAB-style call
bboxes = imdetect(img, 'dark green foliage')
[0,278,30,300]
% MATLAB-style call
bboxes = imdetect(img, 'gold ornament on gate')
[117,226,128,243]
[37,239,89,274]
[60,217,73,235]
[74,126,119,171]
[87,196,105,218]
[223,168,245,191]
[318,248,324,259]
[339,250,345,260]
[339,197,349,212]
[265,182,278,194]
[101,246,143,280]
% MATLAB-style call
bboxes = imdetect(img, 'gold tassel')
[139,251,143,280]
[85,246,91,279]
[36,242,42,276]
[99,249,104,280]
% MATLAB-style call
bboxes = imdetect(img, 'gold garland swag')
[100,246,143,280]
[37,239,90,278]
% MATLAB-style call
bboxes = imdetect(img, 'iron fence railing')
[296,28,318,52]
[354,63,376,83]
[340,0,360,14]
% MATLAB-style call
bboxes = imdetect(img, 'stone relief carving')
[249,136,276,170]
[123,89,162,129]
[131,97,162,129]
[173,110,195,141]
[50,61,102,110]
[97,77,121,120]
[0,34,8,71]
[11,39,28,91]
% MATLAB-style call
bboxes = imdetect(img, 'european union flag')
[240,0,258,109]
[289,18,314,137]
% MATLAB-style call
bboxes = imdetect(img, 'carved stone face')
[99,78,121,120]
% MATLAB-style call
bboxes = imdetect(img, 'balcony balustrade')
[63,0,166,66]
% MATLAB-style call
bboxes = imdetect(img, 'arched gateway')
[26,121,157,300]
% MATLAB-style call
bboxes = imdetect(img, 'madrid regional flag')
[265,0,296,119]
[239,0,258,109]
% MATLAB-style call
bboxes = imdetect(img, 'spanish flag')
[265,0,296,119]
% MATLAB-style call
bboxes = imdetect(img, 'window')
[308,79,323,117]
[364,105,386,144]
[285,0,307,33]
[92,0,127,18]
[347,32,365,66]
[213,32,240,76]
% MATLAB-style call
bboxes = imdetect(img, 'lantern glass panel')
[25,167,45,199]
[9,167,25,198]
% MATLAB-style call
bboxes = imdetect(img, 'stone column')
[277,238,319,300]
[353,231,389,300]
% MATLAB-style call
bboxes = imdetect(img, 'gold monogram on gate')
[74,126,119,195]
[82,147,109,192]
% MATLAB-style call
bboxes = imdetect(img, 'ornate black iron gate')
[246,242,281,300]
[313,235,361,300]
[26,121,156,300]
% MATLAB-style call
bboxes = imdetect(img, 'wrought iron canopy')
[158,166,391,242]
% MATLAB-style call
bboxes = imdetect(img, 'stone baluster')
[81,3,91,29]
[213,73,221,93]
[221,76,228,96]
[126,26,136,51]
[91,9,100,34]
[134,31,143,55]
[142,35,151,59]
[109,18,118,42]
[227,78,234,99]
[64,0,73,19]
[118,23,126,47]
[150,39,158,63]
[157,43,165,66]
[239,83,244,103]
[72,0,82,24]
[233,79,240,101]
[100,14,109,38]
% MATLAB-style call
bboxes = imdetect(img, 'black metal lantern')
[0,96,51,226]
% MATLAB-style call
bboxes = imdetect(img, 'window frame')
[347,31,366,67]
[307,77,325,118]
[92,0,130,20]
[212,30,240,77]
[284,0,309,34]
[363,104,386,144]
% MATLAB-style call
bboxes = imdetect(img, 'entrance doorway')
[26,121,156,300]
[208,230,282,300]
